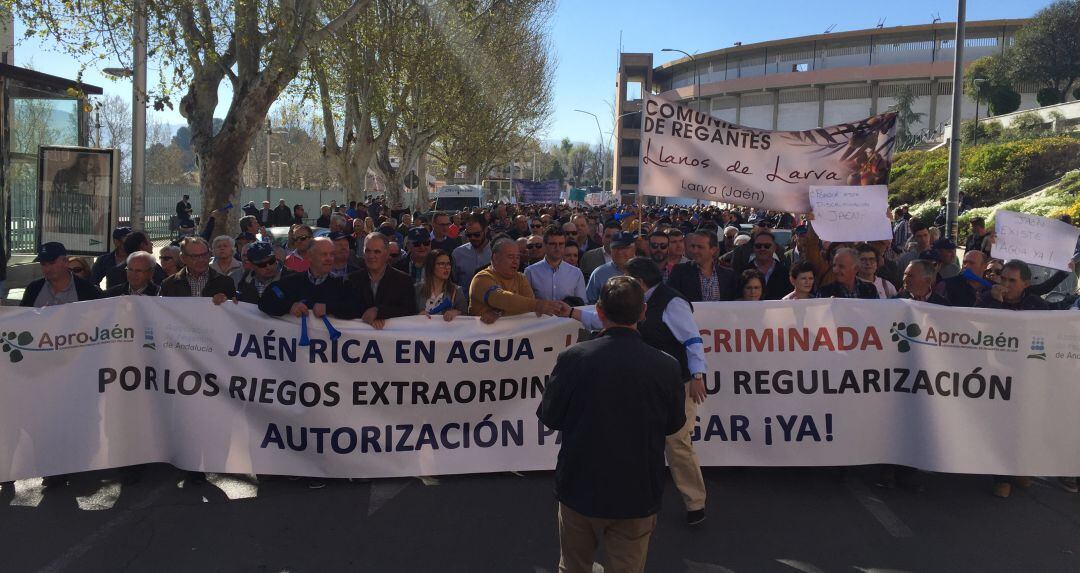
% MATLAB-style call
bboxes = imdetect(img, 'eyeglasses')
[530,224,542,228]
[466,232,483,238]
[253,259,277,268]
[753,243,774,250]
[526,243,544,250]
[985,268,1002,275]
[293,235,312,241]
[649,243,668,250]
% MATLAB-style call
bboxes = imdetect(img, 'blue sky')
[13,0,1055,148]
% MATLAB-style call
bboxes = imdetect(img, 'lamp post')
[972,77,987,146]
[944,0,967,244]
[662,48,699,112]
[574,109,606,191]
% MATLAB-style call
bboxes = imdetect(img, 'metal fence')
[10,183,348,252]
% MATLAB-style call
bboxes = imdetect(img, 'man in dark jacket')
[667,230,735,301]
[342,232,418,327]
[21,242,103,307]
[538,275,685,573]
[894,259,949,305]
[935,250,988,307]
[158,237,235,303]
[258,237,350,318]
[233,242,283,304]
[105,231,167,289]
[976,259,1050,312]
[818,248,879,299]
[272,199,293,226]
[105,251,160,296]
[91,226,131,285]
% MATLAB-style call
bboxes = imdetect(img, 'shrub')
[1037,87,1062,106]
[1009,112,1049,134]
[888,137,1080,207]
[988,88,1021,115]
[960,120,1003,144]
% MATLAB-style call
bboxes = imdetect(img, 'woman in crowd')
[415,250,468,321]
[210,235,243,277]
[158,245,182,277]
[563,240,581,268]
[67,257,93,283]
[783,262,817,300]
[855,243,897,298]
[737,269,765,302]
[284,224,315,272]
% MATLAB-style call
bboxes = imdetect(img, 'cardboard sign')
[808,185,892,242]
[992,210,1080,272]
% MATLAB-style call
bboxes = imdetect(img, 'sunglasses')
[526,244,544,250]
[985,268,1002,275]
[649,243,668,250]
[293,235,312,241]
[159,256,174,261]
[753,243,774,250]
[530,224,542,228]
[253,259,277,268]
[68,266,86,274]
[411,240,431,247]
[389,252,402,258]
[466,232,483,238]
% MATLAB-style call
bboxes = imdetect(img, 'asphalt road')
[2,465,1079,572]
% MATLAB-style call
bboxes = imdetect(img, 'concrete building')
[613,19,1043,201]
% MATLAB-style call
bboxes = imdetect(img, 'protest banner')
[512,179,561,203]
[2,297,1079,482]
[992,210,1080,272]
[808,185,892,242]
[637,93,896,212]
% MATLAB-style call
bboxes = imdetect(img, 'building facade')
[613,19,1040,201]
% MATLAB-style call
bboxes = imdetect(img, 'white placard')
[992,210,1080,272]
[808,185,892,242]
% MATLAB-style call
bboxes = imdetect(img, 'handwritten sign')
[807,185,892,242]
[992,210,1080,272]
[637,92,896,212]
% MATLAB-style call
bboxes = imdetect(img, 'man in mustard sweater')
[470,237,569,323]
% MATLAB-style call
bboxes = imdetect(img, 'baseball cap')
[610,232,636,248]
[245,242,275,263]
[933,238,957,250]
[407,227,430,243]
[328,231,351,242]
[919,249,942,262]
[34,242,68,262]
[113,226,132,240]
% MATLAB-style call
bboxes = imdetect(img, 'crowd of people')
[10,195,1080,572]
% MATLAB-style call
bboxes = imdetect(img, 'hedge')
[887,136,1080,207]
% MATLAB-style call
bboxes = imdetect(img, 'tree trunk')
[415,151,429,212]
[199,150,248,237]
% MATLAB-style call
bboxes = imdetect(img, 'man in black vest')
[935,249,988,307]
[539,276,685,572]
[566,257,709,526]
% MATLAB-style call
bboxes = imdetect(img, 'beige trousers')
[665,384,706,511]
[557,502,657,573]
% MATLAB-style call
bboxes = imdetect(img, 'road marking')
[76,481,122,511]
[9,478,44,508]
[776,559,826,573]
[40,479,173,573]
[206,473,259,500]
[845,474,913,538]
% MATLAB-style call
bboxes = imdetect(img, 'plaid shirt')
[186,270,209,297]
[698,269,722,301]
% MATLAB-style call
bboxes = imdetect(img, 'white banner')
[992,210,1080,272]
[1,297,1079,481]
[808,185,892,242]
[638,93,896,212]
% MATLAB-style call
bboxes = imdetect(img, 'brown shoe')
[1014,476,1033,488]
[993,482,1012,498]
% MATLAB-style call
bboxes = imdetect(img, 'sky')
[12,0,1057,149]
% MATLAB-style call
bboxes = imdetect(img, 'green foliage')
[1037,87,1063,106]
[1010,112,1049,134]
[1006,0,1080,105]
[888,137,1080,206]
[960,120,1003,144]
[889,85,926,150]
[987,88,1021,115]
[957,170,1080,236]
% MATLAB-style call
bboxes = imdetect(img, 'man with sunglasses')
[647,231,674,282]
[452,215,492,291]
[234,242,282,304]
[21,242,103,307]
[524,235,546,266]
[394,227,431,282]
[744,230,794,300]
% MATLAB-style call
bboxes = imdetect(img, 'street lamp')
[574,109,607,191]
[972,77,987,146]
[662,48,700,112]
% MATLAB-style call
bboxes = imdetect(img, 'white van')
[434,185,485,212]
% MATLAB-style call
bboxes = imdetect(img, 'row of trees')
[15,0,555,234]
[962,0,1080,115]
